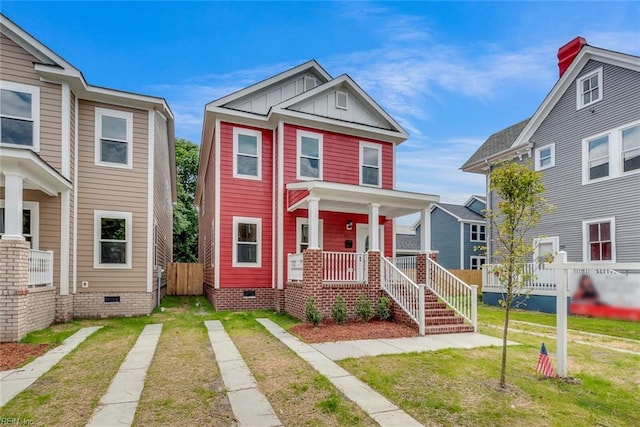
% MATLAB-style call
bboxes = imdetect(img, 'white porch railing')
[387,256,417,282]
[381,256,425,335]
[323,252,368,282]
[28,249,54,287]
[426,257,478,331]
[287,253,304,281]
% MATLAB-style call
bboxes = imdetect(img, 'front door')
[356,223,385,254]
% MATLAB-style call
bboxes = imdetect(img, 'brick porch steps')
[424,324,475,335]
[425,302,448,310]
[425,315,464,325]
[425,308,457,317]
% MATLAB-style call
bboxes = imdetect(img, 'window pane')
[237,155,258,176]
[600,222,610,241]
[590,75,598,88]
[540,157,551,167]
[237,243,257,263]
[0,208,4,234]
[582,79,590,92]
[1,117,33,146]
[0,89,32,118]
[101,241,127,264]
[589,136,608,159]
[101,116,127,140]
[589,224,599,242]
[237,223,257,243]
[22,210,30,235]
[590,243,601,261]
[299,157,319,178]
[301,136,319,157]
[601,242,612,260]
[591,87,599,101]
[101,139,128,164]
[363,147,379,166]
[590,162,609,180]
[238,134,257,155]
[623,126,640,172]
[362,166,379,185]
[101,218,126,240]
[583,93,590,105]
[624,148,640,172]
[540,148,551,159]
[300,224,309,244]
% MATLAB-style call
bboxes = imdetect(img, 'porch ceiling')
[0,147,71,196]
[286,181,439,218]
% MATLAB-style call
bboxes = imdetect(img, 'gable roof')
[464,195,486,207]
[396,233,421,251]
[462,42,640,173]
[432,202,484,222]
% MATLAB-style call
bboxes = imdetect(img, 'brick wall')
[0,239,30,342]
[284,282,305,319]
[72,292,153,318]
[55,294,73,322]
[205,285,279,311]
[27,287,56,333]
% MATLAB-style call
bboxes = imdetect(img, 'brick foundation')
[27,287,56,332]
[55,294,74,322]
[0,239,31,342]
[205,285,281,311]
[72,292,153,318]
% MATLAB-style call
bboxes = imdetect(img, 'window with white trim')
[0,200,39,249]
[233,217,261,267]
[582,119,640,184]
[470,256,486,270]
[586,135,609,181]
[94,210,132,268]
[233,128,261,179]
[360,142,382,187]
[534,143,555,171]
[0,81,40,149]
[297,131,322,180]
[583,218,615,262]
[296,217,323,252]
[577,68,602,109]
[470,224,486,242]
[95,107,133,168]
[622,124,640,173]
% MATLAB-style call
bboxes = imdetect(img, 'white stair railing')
[381,256,425,335]
[323,252,368,282]
[28,249,54,287]
[387,256,417,282]
[426,257,478,331]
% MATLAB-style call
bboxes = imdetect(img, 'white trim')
[576,67,603,110]
[534,142,555,171]
[72,92,78,294]
[296,129,323,180]
[153,220,159,268]
[59,189,70,295]
[93,210,133,269]
[0,200,39,249]
[533,236,559,262]
[296,217,324,252]
[359,141,382,188]
[335,90,349,110]
[356,223,385,254]
[469,223,486,242]
[277,121,284,289]
[430,203,485,224]
[272,127,277,287]
[61,83,70,178]
[0,80,40,152]
[94,107,133,169]
[210,220,215,268]
[582,217,616,262]
[232,216,262,268]
[232,127,262,180]
[459,222,464,269]
[469,256,486,270]
[620,120,640,177]
[214,119,221,288]
[146,110,154,292]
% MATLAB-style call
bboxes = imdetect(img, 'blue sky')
[5,1,640,210]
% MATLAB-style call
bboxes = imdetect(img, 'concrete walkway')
[1,326,102,407]
[87,323,163,427]
[312,332,512,361]
[205,320,282,427]
[257,319,422,427]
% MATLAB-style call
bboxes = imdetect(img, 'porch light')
[346,220,353,231]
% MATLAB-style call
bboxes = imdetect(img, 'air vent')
[243,290,256,299]
[304,76,317,91]
[336,91,348,110]
[104,296,120,303]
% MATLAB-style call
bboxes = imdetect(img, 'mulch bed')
[291,320,418,343]
[0,343,50,371]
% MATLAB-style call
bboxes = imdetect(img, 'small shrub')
[355,294,373,322]
[376,295,392,321]
[305,296,323,327]
[331,294,348,325]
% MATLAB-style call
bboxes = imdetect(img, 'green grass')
[478,303,640,340]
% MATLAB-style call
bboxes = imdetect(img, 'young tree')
[173,138,200,262]
[486,161,553,388]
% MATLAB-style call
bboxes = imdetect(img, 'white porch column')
[2,172,25,240]
[368,203,380,251]
[420,207,431,252]
[307,197,320,250]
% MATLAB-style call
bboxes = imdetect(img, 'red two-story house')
[196,61,477,334]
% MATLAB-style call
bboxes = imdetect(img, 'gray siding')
[467,199,486,216]
[430,207,460,269]
[463,223,486,269]
[490,60,640,263]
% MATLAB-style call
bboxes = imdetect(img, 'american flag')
[536,343,557,378]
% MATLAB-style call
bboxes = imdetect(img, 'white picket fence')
[28,249,54,287]
[323,252,368,282]
[381,256,425,335]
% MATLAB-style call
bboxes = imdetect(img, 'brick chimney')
[557,36,587,77]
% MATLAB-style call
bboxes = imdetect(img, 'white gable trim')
[430,203,485,224]
[509,46,640,150]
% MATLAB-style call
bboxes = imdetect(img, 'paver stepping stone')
[87,323,162,427]
[0,326,102,407]
[205,320,282,427]
[256,318,424,427]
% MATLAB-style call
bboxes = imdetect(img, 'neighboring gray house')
[462,37,640,265]
[399,196,487,269]
[395,224,420,257]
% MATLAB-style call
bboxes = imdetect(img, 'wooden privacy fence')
[449,269,483,290]
[167,263,204,295]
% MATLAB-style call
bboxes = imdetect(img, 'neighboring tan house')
[196,61,478,334]
[0,14,176,342]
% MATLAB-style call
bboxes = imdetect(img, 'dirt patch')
[0,343,50,370]
[291,320,417,343]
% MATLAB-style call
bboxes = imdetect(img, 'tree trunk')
[500,303,511,388]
